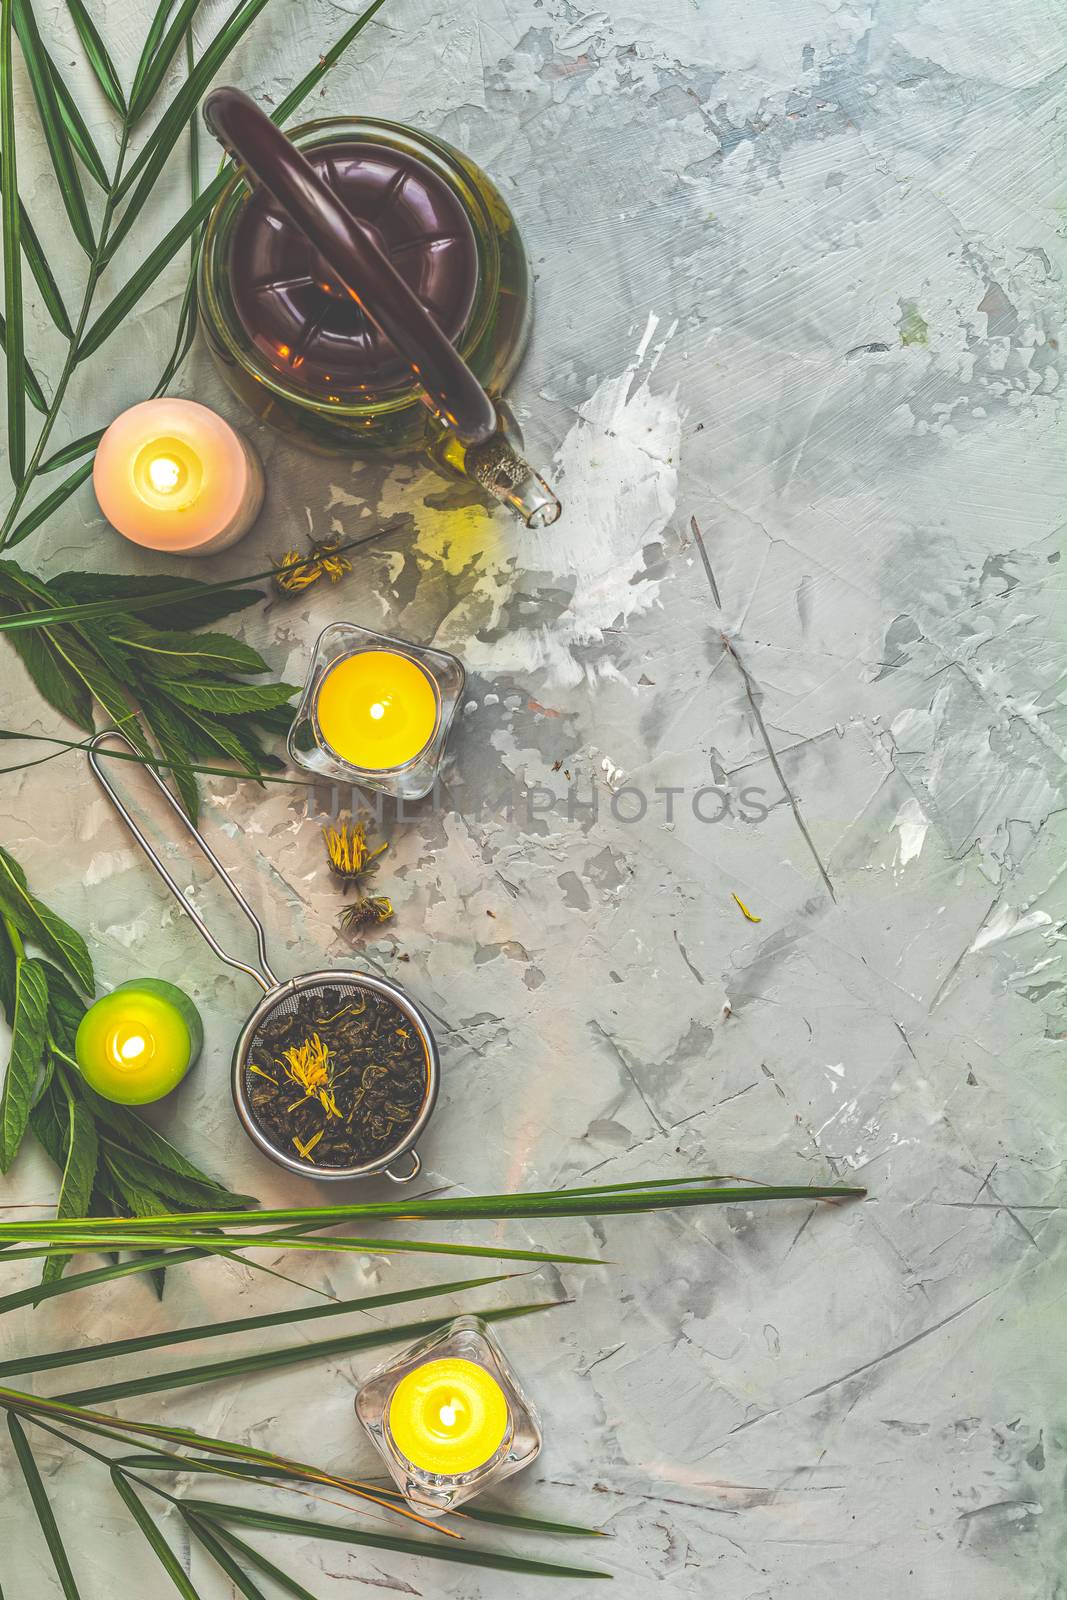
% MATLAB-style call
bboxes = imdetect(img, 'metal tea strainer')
[88,731,439,1182]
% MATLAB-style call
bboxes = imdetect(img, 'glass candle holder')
[288,623,465,800]
[354,1315,543,1515]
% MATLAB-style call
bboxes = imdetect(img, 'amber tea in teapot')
[198,89,560,527]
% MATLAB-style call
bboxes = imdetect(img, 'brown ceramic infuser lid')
[203,87,496,443]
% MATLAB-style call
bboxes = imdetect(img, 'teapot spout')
[463,433,562,529]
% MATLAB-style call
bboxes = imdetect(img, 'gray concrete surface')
[0,1,1064,1594]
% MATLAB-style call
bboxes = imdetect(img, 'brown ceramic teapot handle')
[203,87,498,446]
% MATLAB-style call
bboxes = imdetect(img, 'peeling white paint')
[892,797,930,869]
[969,905,1053,953]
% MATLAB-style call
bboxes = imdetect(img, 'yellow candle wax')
[315,649,439,771]
[75,979,203,1105]
[388,1358,510,1476]
[93,398,264,555]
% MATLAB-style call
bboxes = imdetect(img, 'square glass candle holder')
[354,1315,543,1515]
[287,622,465,800]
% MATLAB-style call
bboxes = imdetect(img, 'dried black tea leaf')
[243,985,426,1169]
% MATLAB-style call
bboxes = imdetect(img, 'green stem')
[0,123,131,551]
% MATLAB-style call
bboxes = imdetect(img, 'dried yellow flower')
[338,895,395,932]
[272,537,354,597]
[278,1033,342,1118]
[323,819,386,884]
[293,1128,325,1162]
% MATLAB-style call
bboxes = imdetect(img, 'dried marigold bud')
[338,895,395,932]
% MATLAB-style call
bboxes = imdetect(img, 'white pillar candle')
[93,398,265,555]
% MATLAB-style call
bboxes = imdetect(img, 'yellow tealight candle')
[93,398,264,555]
[388,1358,510,1476]
[315,649,439,772]
[75,979,203,1105]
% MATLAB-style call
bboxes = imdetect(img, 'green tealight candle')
[75,979,203,1105]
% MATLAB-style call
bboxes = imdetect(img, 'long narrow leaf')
[272,0,388,125]
[0,1385,465,1523]
[128,0,202,121]
[189,1502,612,1582]
[0,1274,514,1378]
[0,0,25,480]
[6,460,94,547]
[0,528,394,630]
[205,1528,326,1600]
[57,1302,561,1407]
[0,1231,602,1267]
[109,0,275,249]
[39,428,103,474]
[128,0,179,116]
[82,0,390,351]
[47,54,108,188]
[7,1414,82,1597]
[0,955,49,1171]
[63,0,126,114]
[0,729,312,789]
[0,315,45,412]
[182,1513,266,1600]
[0,1247,203,1317]
[0,843,93,989]
[0,1179,865,1235]
[11,0,95,251]
[0,174,73,337]
[80,170,223,358]
[127,1456,605,1539]
[40,1078,98,1287]
[110,1470,202,1600]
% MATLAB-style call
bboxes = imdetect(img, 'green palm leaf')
[0,179,73,337]
[181,1514,264,1600]
[6,460,94,547]
[78,169,223,356]
[47,53,109,187]
[0,1247,208,1317]
[186,1502,611,1582]
[128,0,202,121]
[187,1523,287,1600]
[0,315,46,412]
[80,0,389,352]
[1,0,25,481]
[110,0,275,243]
[271,0,388,124]
[128,0,183,116]
[11,0,95,253]
[63,0,126,114]
[0,1231,601,1268]
[0,1274,514,1378]
[0,1177,863,1235]
[56,1301,562,1407]
[110,1470,203,1600]
[39,428,103,474]
[0,1384,467,1519]
[125,1457,605,1539]
[7,1414,82,1597]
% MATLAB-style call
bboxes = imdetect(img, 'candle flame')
[147,455,182,494]
[119,1034,146,1061]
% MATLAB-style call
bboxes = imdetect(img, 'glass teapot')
[197,88,560,528]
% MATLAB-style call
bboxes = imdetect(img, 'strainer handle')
[88,730,278,993]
